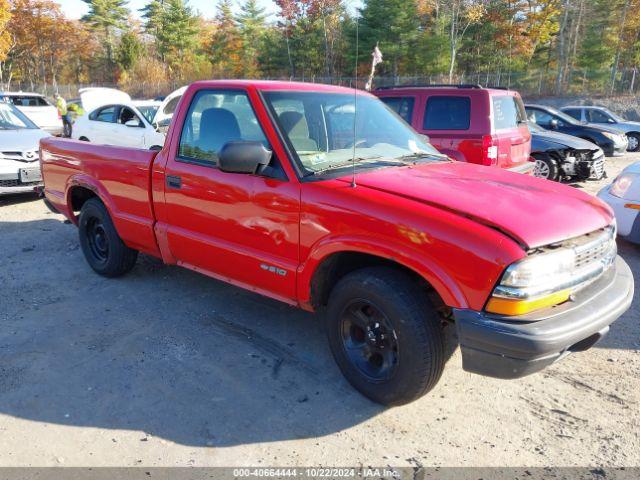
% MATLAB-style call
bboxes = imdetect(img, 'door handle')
[166,175,182,189]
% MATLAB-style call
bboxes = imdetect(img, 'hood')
[532,130,599,151]
[339,162,612,249]
[583,123,626,135]
[0,128,49,152]
[79,88,131,114]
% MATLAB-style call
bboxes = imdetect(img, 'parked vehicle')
[598,162,640,244]
[40,80,633,405]
[152,85,187,132]
[72,99,166,150]
[529,122,605,181]
[525,104,628,156]
[133,99,162,124]
[561,106,640,152]
[375,84,533,173]
[0,102,49,195]
[0,91,63,135]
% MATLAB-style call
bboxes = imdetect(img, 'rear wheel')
[325,267,445,406]
[533,156,559,181]
[78,198,138,277]
[627,133,640,152]
[79,136,89,142]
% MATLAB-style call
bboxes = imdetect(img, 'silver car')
[0,102,50,195]
[561,105,640,152]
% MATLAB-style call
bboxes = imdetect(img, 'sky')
[54,0,361,21]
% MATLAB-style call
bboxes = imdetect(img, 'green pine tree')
[81,0,129,75]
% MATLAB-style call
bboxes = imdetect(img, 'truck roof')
[189,79,374,96]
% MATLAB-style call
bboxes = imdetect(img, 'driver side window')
[528,109,555,128]
[588,110,612,123]
[178,90,269,165]
[118,107,142,127]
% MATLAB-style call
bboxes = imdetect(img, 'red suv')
[375,84,533,173]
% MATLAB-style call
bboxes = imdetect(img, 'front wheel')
[627,133,640,152]
[533,156,559,181]
[325,267,445,406]
[78,198,138,277]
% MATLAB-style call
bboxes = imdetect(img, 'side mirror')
[608,118,616,124]
[218,141,272,174]
[549,119,559,129]
[125,119,141,128]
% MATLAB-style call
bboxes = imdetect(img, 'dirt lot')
[0,155,638,467]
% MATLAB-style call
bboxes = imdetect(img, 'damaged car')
[529,121,605,182]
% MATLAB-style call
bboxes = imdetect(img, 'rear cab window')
[423,96,470,130]
[491,95,527,130]
[379,97,415,124]
[90,105,117,123]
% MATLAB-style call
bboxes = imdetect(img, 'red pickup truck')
[41,80,633,406]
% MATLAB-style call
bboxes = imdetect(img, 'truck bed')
[40,138,161,256]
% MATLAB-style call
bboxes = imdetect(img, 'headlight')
[486,227,617,316]
[610,173,637,198]
[602,131,616,141]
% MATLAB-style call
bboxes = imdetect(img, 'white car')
[598,161,640,243]
[0,102,50,195]
[152,86,186,129]
[72,89,166,150]
[0,91,63,135]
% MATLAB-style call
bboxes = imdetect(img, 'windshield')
[605,109,625,122]
[0,103,38,130]
[137,105,159,123]
[263,91,444,175]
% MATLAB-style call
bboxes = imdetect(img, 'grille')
[590,154,605,179]
[0,151,39,163]
[571,228,616,271]
[0,179,41,188]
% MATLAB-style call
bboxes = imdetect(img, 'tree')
[155,0,198,72]
[0,0,11,63]
[210,0,243,76]
[235,0,267,77]
[443,0,485,82]
[358,0,419,78]
[81,0,129,76]
[116,29,143,71]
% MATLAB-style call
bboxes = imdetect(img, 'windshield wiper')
[307,156,404,176]
[396,152,449,163]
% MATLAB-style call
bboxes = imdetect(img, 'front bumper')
[453,256,633,379]
[603,140,628,157]
[0,172,43,195]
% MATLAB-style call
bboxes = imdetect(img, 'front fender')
[296,234,469,311]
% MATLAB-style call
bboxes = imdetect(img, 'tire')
[79,137,89,142]
[149,145,163,151]
[627,133,640,152]
[78,198,138,277]
[325,267,445,406]
[533,156,559,181]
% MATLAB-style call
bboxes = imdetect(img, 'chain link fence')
[3,67,639,100]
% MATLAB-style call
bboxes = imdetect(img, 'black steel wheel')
[78,198,138,277]
[326,267,446,406]
[340,300,400,382]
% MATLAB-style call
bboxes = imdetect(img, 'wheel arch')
[299,241,468,312]
[65,176,117,226]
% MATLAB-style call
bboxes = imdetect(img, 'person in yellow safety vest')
[54,93,71,138]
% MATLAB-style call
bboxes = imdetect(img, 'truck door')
[161,88,300,303]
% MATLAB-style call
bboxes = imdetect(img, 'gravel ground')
[0,155,638,467]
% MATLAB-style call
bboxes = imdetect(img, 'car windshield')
[137,105,159,123]
[0,102,38,130]
[263,91,445,175]
[603,109,626,122]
